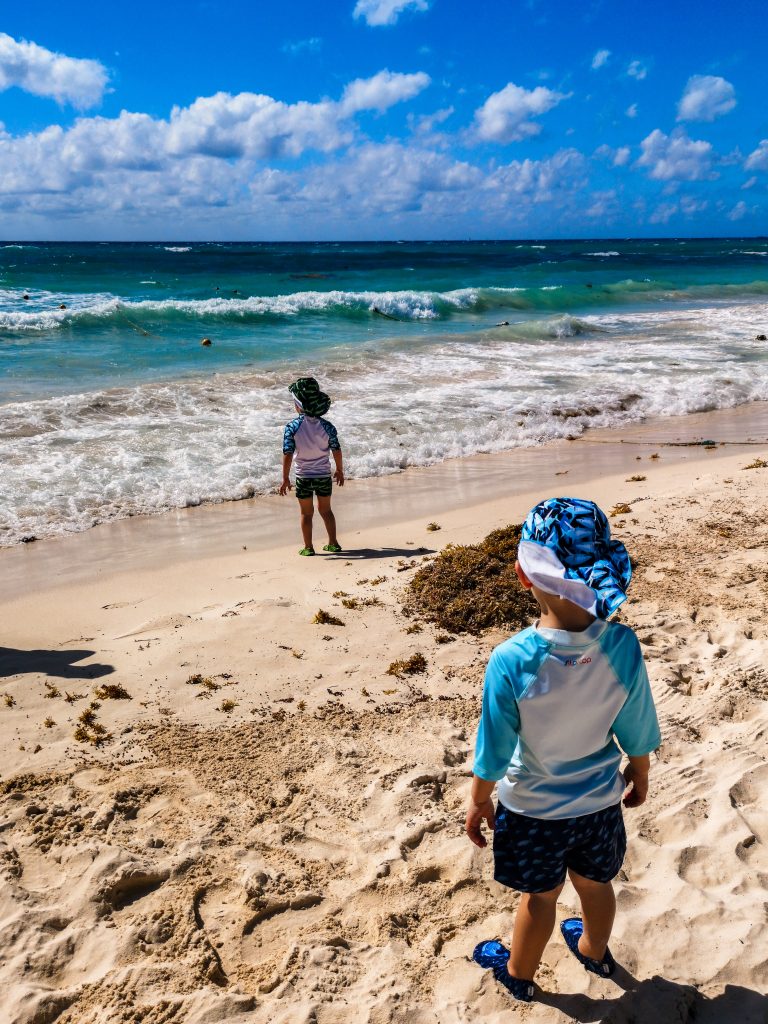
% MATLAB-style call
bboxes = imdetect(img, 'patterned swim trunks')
[493,801,626,893]
[295,475,333,500]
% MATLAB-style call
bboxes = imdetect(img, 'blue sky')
[1,0,766,239]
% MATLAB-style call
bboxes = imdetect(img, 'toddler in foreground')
[467,497,660,1001]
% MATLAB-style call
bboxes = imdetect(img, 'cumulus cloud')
[650,202,683,224]
[353,0,429,27]
[0,70,432,208]
[677,75,736,122]
[727,199,747,221]
[0,32,108,108]
[341,69,430,114]
[627,60,647,80]
[745,139,768,171]
[636,128,715,181]
[594,144,630,167]
[585,189,619,218]
[591,49,610,70]
[282,37,322,55]
[472,82,568,144]
[626,103,638,118]
[484,148,586,204]
[294,141,482,215]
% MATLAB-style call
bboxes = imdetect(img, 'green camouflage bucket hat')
[288,377,331,417]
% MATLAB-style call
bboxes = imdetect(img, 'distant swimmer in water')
[59,303,67,309]
[495,320,510,327]
[22,293,29,300]
[372,306,402,321]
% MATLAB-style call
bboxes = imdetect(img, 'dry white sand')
[1,410,767,1023]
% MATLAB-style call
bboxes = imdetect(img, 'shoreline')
[3,399,768,601]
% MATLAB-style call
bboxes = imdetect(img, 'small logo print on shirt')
[563,656,592,666]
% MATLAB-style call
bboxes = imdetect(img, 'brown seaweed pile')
[404,525,537,635]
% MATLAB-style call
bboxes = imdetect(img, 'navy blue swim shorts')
[493,801,626,894]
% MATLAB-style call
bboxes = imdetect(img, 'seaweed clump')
[404,524,537,636]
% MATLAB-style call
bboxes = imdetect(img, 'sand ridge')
[1,452,767,1022]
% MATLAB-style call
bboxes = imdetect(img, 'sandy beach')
[2,405,768,1023]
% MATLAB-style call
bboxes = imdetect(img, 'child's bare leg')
[508,883,564,980]
[298,497,314,550]
[317,495,337,546]
[567,870,615,959]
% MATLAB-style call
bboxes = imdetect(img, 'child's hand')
[622,763,649,807]
[278,479,292,496]
[334,469,344,486]
[465,798,495,848]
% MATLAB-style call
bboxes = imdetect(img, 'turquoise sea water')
[1,239,767,544]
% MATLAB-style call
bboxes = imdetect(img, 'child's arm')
[610,629,660,808]
[332,448,344,486]
[623,753,650,807]
[466,650,520,848]
[466,775,496,848]
[279,452,293,495]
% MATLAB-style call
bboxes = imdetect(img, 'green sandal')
[323,543,342,553]
[299,547,315,556]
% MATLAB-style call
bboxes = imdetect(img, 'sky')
[0,0,767,240]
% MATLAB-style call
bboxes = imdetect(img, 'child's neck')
[535,590,596,633]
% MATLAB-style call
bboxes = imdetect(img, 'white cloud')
[472,82,569,144]
[594,144,630,167]
[627,60,647,80]
[728,199,747,221]
[591,49,610,70]
[0,31,108,108]
[282,37,322,55]
[0,71,432,206]
[745,140,768,171]
[585,189,619,218]
[649,202,677,224]
[626,103,638,118]
[677,75,736,122]
[294,141,482,215]
[636,128,715,181]
[742,176,758,190]
[353,0,429,27]
[484,149,586,204]
[341,69,430,113]
[679,195,708,215]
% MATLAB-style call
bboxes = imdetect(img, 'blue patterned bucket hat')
[517,497,631,619]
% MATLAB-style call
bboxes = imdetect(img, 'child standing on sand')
[279,377,344,556]
[467,497,660,1001]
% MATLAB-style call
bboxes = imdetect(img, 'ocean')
[1,238,767,546]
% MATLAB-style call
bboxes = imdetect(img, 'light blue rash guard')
[283,415,341,478]
[474,619,661,819]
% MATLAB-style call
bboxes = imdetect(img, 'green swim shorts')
[295,475,333,500]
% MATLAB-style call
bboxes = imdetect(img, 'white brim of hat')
[517,540,598,616]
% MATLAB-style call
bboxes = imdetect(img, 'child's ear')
[515,560,533,590]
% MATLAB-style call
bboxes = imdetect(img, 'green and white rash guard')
[474,619,661,819]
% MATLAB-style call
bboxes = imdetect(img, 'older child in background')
[279,377,344,556]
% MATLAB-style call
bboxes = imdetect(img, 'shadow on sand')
[0,647,115,680]
[537,965,768,1023]
[328,547,436,561]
